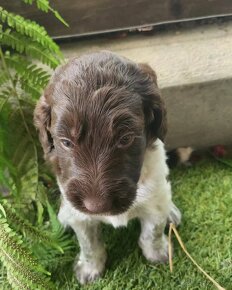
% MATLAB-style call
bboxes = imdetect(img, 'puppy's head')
[34,52,166,215]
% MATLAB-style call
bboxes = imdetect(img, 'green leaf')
[4,54,50,91]
[0,7,63,55]
[21,0,69,26]
[0,216,54,284]
[0,2,70,288]
[2,30,60,68]
[54,11,69,27]
[0,204,6,217]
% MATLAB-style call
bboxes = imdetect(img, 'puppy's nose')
[83,198,112,214]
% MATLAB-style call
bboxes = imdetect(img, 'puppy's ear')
[34,95,54,159]
[138,63,167,145]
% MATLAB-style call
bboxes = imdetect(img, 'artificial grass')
[55,157,232,290]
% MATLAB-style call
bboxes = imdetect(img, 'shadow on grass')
[102,219,141,270]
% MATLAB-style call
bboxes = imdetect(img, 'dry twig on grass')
[168,223,225,290]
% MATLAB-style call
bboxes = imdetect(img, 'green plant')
[0,2,75,289]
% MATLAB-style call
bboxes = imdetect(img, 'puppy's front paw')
[74,252,107,284]
[139,235,169,263]
[168,202,181,226]
[75,261,103,284]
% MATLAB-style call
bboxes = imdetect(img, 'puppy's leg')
[168,201,181,226]
[71,220,107,284]
[139,216,169,263]
[139,200,181,263]
[58,202,106,284]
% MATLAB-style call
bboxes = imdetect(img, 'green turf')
[56,158,232,290]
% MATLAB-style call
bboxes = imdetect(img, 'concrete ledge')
[61,21,232,149]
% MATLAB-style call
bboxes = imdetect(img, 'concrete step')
[60,21,232,149]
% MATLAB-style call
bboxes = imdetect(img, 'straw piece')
[168,222,173,273]
[168,223,226,290]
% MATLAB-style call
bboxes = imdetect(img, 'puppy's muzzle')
[66,177,137,215]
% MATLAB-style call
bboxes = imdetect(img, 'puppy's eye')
[60,139,74,149]
[118,134,134,148]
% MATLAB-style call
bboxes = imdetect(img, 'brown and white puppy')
[34,51,181,284]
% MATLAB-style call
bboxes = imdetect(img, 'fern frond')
[27,198,76,270]
[0,86,12,99]
[46,200,75,252]
[0,2,70,287]
[22,0,69,27]
[0,213,55,289]
[0,266,9,290]
[0,104,39,200]
[20,79,41,98]
[0,86,14,112]
[2,200,64,252]
[1,29,25,53]
[0,156,16,190]
[2,30,59,68]
[0,7,62,55]
[27,42,60,68]
[6,271,29,290]
[0,71,9,87]
[34,0,50,13]
[14,150,38,199]
[21,63,50,87]
[0,105,20,192]
[4,54,50,90]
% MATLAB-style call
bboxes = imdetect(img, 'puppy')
[34,51,181,284]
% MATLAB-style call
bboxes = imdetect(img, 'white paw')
[139,235,169,263]
[74,253,107,284]
[168,202,181,226]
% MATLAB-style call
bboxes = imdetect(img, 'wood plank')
[1,0,232,38]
